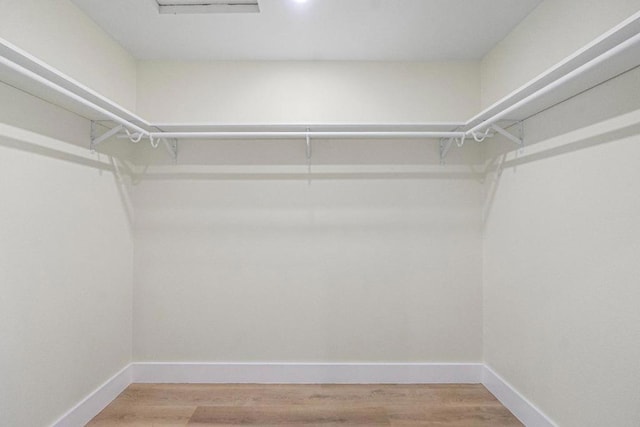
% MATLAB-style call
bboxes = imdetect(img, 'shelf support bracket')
[90,122,123,151]
[305,128,312,184]
[305,129,312,161]
[439,137,455,164]
[491,123,523,147]
[162,138,178,162]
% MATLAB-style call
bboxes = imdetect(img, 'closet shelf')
[1,9,639,158]
[0,39,152,133]
[465,10,640,134]
[152,123,465,133]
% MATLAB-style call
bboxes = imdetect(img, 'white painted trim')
[50,364,132,427]
[482,365,557,427]
[51,363,563,427]
[132,362,483,384]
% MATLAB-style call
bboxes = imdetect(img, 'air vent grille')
[156,1,260,14]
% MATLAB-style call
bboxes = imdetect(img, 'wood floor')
[87,384,523,426]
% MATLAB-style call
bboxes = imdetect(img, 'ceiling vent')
[156,0,260,14]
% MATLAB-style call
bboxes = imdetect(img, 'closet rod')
[148,131,465,140]
[0,55,150,137]
[464,28,640,135]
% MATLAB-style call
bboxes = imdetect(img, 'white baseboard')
[482,365,557,427]
[51,364,132,427]
[52,363,560,427]
[132,362,483,384]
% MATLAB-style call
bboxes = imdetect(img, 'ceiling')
[71,0,542,61]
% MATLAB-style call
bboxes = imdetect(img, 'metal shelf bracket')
[162,138,178,162]
[439,137,455,164]
[90,122,123,151]
[491,123,523,146]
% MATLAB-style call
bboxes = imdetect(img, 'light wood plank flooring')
[87,384,523,426]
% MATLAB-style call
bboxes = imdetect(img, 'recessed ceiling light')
[292,0,308,3]
[156,0,260,14]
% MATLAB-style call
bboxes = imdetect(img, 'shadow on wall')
[482,108,640,225]
[4,103,640,229]
[129,166,486,183]
[128,137,487,183]
[0,121,135,231]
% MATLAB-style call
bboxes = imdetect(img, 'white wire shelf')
[0,9,639,156]
[464,10,640,133]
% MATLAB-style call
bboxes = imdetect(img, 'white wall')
[133,177,483,362]
[0,0,138,111]
[480,0,640,108]
[4,1,639,423]
[0,82,134,426]
[483,66,640,426]
[132,60,484,363]
[136,61,479,123]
